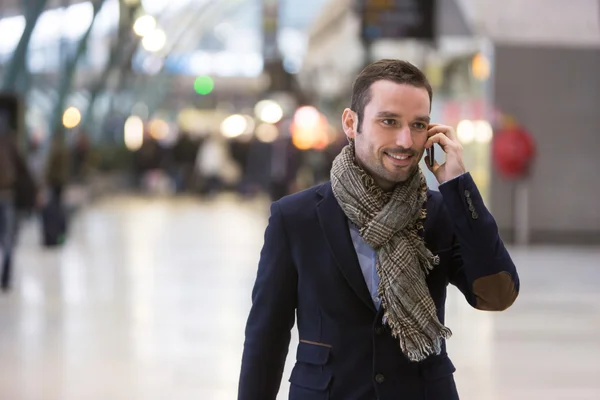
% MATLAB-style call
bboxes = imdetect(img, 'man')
[0,131,37,291]
[238,59,519,400]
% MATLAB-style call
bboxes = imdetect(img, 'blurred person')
[71,130,91,183]
[132,133,162,190]
[238,60,520,400]
[0,131,37,291]
[171,132,198,193]
[268,135,300,201]
[41,134,70,246]
[229,136,252,196]
[45,134,70,204]
[196,132,228,197]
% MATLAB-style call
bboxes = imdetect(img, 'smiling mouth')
[385,152,411,161]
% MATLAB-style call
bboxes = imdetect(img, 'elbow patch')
[472,271,518,311]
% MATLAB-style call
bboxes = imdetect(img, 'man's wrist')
[439,172,468,186]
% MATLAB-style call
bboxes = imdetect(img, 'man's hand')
[425,124,466,184]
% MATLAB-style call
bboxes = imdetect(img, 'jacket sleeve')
[438,173,520,311]
[238,201,298,400]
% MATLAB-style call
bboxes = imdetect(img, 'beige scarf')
[330,144,452,362]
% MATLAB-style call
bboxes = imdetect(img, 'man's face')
[343,80,431,191]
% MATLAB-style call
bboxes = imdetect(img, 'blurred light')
[220,114,247,138]
[255,100,283,124]
[293,106,320,128]
[124,0,140,5]
[141,28,166,52]
[62,107,81,129]
[124,116,144,151]
[194,76,214,95]
[133,15,156,37]
[474,120,493,143]
[149,119,169,140]
[242,115,256,135]
[457,120,475,144]
[291,107,329,150]
[255,123,279,143]
[291,130,313,150]
[472,53,491,81]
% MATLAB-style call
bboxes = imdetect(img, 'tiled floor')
[1,194,599,400]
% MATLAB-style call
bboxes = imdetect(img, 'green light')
[194,76,214,95]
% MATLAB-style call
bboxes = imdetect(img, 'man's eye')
[382,119,396,126]
[412,122,427,130]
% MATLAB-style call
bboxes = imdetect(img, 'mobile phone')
[426,145,435,167]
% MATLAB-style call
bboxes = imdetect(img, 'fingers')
[425,132,453,150]
[428,124,458,141]
[424,154,440,174]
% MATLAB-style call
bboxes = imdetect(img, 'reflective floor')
[1,194,599,400]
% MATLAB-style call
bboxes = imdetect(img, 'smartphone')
[426,145,435,167]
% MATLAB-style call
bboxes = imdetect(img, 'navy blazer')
[238,173,520,400]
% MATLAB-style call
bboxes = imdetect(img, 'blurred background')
[0,0,599,399]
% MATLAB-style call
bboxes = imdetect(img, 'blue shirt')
[348,221,381,310]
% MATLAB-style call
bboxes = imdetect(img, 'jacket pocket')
[297,340,331,365]
[289,341,333,399]
[421,356,456,380]
[421,357,459,400]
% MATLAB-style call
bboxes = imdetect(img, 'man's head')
[342,59,433,191]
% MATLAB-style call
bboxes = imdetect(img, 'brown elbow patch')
[472,271,518,311]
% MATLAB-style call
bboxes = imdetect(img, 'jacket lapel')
[316,183,376,313]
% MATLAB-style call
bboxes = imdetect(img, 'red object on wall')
[492,125,536,179]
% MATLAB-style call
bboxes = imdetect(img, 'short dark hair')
[350,59,433,131]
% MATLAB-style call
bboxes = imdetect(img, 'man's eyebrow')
[414,115,431,123]
[374,112,430,123]
[375,111,401,118]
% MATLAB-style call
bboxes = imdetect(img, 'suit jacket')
[238,173,520,400]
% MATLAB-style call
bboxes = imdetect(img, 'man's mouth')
[384,151,413,166]
[385,152,411,160]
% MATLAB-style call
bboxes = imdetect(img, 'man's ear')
[342,108,358,140]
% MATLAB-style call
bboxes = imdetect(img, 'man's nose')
[395,125,413,148]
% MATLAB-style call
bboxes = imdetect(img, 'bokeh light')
[220,114,247,138]
[255,100,283,124]
[149,118,170,140]
[293,106,320,128]
[472,53,491,81]
[62,107,81,129]
[291,106,329,150]
[457,119,475,144]
[124,116,144,151]
[255,123,279,143]
[194,76,214,95]
[133,15,156,37]
[474,120,493,143]
[141,28,166,52]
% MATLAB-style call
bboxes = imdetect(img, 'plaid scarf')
[330,144,452,362]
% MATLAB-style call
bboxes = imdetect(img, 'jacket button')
[375,373,385,383]
[464,190,471,198]
[471,211,479,220]
[375,327,383,335]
